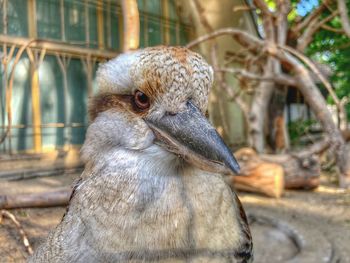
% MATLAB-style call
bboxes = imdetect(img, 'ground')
[0,173,349,263]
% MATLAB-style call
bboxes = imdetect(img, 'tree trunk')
[228,162,284,198]
[249,58,274,152]
[234,148,320,190]
[0,189,71,209]
[267,86,290,152]
[291,58,350,188]
[260,154,320,189]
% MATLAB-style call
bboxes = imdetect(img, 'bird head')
[85,46,239,175]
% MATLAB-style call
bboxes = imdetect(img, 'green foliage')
[307,1,350,119]
[265,0,277,11]
[288,119,318,145]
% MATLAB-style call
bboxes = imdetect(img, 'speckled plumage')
[29,46,252,263]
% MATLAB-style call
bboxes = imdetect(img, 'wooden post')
[27,48,46,153]
[27,0,37,38]
[97,0,105,49]
[30,67,42,152]
[162,0,170,45]
[121,0,140,51]
[27,0,42,152]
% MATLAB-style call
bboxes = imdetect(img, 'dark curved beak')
[146,101,240,175]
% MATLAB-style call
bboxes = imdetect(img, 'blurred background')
[0,0,349,262]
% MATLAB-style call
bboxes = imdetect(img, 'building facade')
[0,0,191,154]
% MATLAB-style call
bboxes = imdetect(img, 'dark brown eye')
[134,90,150,110]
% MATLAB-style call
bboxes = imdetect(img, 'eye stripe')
[89,92,152,121]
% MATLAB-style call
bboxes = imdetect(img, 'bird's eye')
[134,90,150,110]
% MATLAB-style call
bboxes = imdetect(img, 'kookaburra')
[29,46,253,262]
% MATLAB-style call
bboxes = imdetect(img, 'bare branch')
[1,210,33,255]
[192,0,213,32]
[276,0,291,45]
[253,0,273,16]
[217,68,298,86]
[292,2,327,32]
[209,45,251,125]
[232,5,256,12]
[186,28,264,51]
[297,10,339,52]
[337,0,350,38]
[253,0,276,41]
[321,24,345,33]
[279,45,348,129]
[280,45,341,107]
[273,50,350,187]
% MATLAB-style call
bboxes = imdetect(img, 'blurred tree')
[187,0,350,187]
[306,3,350,119]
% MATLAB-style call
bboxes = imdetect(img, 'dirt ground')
[0,173,349,263]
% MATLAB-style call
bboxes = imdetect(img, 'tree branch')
[1,210,33,255]
[186,28,264,51]
[280,45,341,107]
[209,44,251,126]
[292,2,327,32]
[253,0,276,41]
[253,0,273,16]
[192,0,213,32]
[337,0,350,38]
[297,10,339,52]
[217,67,298,87]
[276,0,291,45]
[321,24,345,33]
[232,5,256,12]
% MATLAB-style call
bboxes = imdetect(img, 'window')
[0,0,28,37]
[103,0,121,51]
[36,0,99,48]
[138,0,192,47]
[37,0,61,40]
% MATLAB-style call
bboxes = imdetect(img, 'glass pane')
[2,0,29,36]
[67,59,87,145]
[146,0,161,15]
[37,0,62,40]
[64,0,86,44]
[148,19,162,46]
[179,26,189,46]
[10,54,33,151]
[104,0,120,51]
[39,55,65,147]
[139,15,146,47]
[169,22,177,45]
[110,8,120,50]
[168,0,177,20]
[88,3,98,48]
[137,0,145,12]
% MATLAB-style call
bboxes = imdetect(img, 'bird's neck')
[83,144,183,179]
[72,145,246,258]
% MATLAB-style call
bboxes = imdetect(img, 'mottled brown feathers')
[139,76,163,98]
[168,46,190,65]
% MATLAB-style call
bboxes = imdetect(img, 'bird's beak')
[146,101,240,175]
